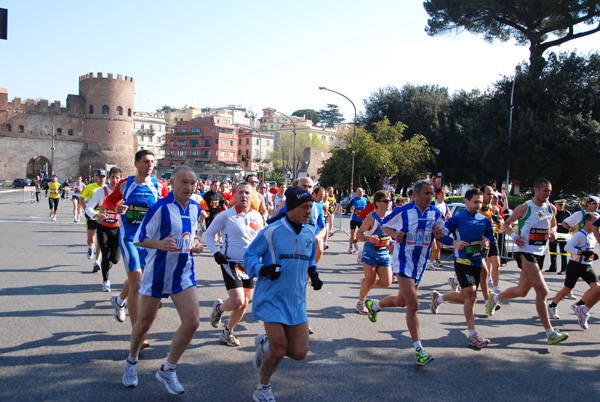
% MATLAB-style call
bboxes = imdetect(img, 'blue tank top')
[363,211,391,254]
[120,176,162,240]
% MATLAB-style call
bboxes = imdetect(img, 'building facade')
[133,111,166,160]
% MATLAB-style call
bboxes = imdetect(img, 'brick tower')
[78,72,136,176]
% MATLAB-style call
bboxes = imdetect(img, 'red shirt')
[359,203,375,221]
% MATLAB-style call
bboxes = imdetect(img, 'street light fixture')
[319,86,357,193]
[273,109,297,178]
[434,148,440,176]
[506,65,521,207]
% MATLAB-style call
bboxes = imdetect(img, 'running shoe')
[547,330,569,345]
[353,240,359,251]
[425,262,437,271]
[548,305,560,319]
[253,384,275,402]
[220,328,240,347]
[486,291,499,316]
[430,291,441,315]
[155,367,184,395]
[49,211,53,218]
[324,244,329,250]
[87,245,95,260]
[573,305,590,330]
[308,326,314,335]
[253,334,268,372]
[111,295,126,323]
[484,300,501,314]
[365,299,378,323]
[357,255,362,265]
[52,215,56,221]
[102,281,110,292]
[348,247,353,254]
[435,259,443,268]
[448,276,460,292]
[122,359,138,388]
[210,299,223,328]
[74,216,78,223]
[93,262,100,273]
[415,347,434,366]
[564,292,577,300]
[468,334,491,348]
[356,300,368,315]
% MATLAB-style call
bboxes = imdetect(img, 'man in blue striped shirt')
[365,179,444,366]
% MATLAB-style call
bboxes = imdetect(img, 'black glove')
[214,252,228,265]
[259,264,281,280]
[581,250,595,258]
[307,266,323,290]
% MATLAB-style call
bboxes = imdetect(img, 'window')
[215,150,218,156]
[246,138,249,145]
[238,139,241,145]
[102,105,109,114]
[230,140,234,146]
[275,133,279,138]
[191,128,201,133]
[177,139,186,147]
[68,129,73,136]
[140,135,145,142]
[189,151,198,156]
[255,149,259,158]
[215,139,218,145]
[204,151,211,159]
[238,150,241,156]
[116,106,123,115]
[211,127,215,133]
[177,150,186,158]
[170,140,174,146]
[221,151,225,157]
[221,139,226,145]
[245,150,249,157]
[5,124,11,132]
[89,105,94,114]
[141,124,145,129]
[270,125,273,129]
[230,152,235,157]
[181,128,186,133]
[256,139,259,145]
[149,124,153,130]
[204,139,210,147]
[18,125,24,133]
[190,139,198,147]
[267,140,270,146]
[128,108,132,117]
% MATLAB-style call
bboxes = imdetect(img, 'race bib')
[529,228,549,246]
[354,210,361,216]
[375,236,390,250]
[465,242,483,258]
[50,189,59,194]
[103,211,119,224]
[125,206,148,226]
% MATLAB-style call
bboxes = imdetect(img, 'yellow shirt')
[48,182,61,199]
[80,183,104,202]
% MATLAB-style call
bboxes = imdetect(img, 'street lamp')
[506,65,521,207]
[273,109,297,178]
[319,86,357,193]
[48,126,57,176]
[434,148,440,175]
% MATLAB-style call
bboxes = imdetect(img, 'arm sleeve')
[203,211,227,255]
[440,216,458,246]
[347,197,355,209]
[565,232,584,256]
[243,231,270,278]
[85,189,104,219]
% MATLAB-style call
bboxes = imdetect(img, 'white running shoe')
[448,276,460,292]
[210,299,223,328]
[156,367,184,394]
[564,292,577,300]
[348,247,353,254]
[356,300,368,315]
[111,295,126,323]
[74,216,78,222]
[548,305,560,319]
[430,291,441,314]
[488,277,493,288]
[486,291,499,316]
[253,384,276,402]
[353,241,359,251]
[87,244,95,260]
[574,305,590,330]
[52,215,56,221]
[468,333,491,348]
[102,281,110,292]
[253,334,268,372]
[426,262,437,271]
[220,328,240,347]
[122,359,138,388]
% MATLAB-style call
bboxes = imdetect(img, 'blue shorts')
[361,251,391,268]
[119,237,147,272]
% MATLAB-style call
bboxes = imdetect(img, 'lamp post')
[319,86,357,193]
[434,148,440,176]
[506,65,521,207]
[273,109,297,178]
[48,126,57,176]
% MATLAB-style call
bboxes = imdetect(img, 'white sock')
[372,301,381,312]
[262,339,270,354]
[258,383,270,390]
[582,305,590,314]
[413,341,423,350]
[546,327,555,336]
[115,295,124,306]
[437,295,444,304]
[469,329,478,337]
[128,354,138,364]
[163,361,176,371]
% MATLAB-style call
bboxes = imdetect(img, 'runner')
[80,170,106,272]
[365,180,444,365]
[106,150,169,329]
[479,185,503,294]
[272,182,286,216]
[204,182,264,347]
[562,196,599,233]
[244,186,322,402]
[45,175,62,221]
[487,178,569,345]
[228,174,268,221]
[84,167,123,292]
[203,180,225,230]
[346,188,368,254]
[355,190,393,314]
[71,176,85,222]
[326,187,336,237]
[430,188,494,348]
[122,166,203,394]
[547,199,571,274]
[427,188,451,270]
[548,212,599,319]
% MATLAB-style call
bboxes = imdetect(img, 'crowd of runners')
[38,151,600,402]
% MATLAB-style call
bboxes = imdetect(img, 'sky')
[1,0,598,121]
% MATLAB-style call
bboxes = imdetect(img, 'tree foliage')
[157,105,177,113]
[424,0,600,76]
[319,104,345,127]
[292,109,321,125]
[269,133,327,177]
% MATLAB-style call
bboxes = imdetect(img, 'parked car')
[339,197,351,215]
[12,178,32,188]
[447,202,465,217]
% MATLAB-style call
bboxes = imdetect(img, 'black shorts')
[221,264,255,290]
[454,262,482,290]
[72,195,81,202]
[350,220,362,230]
[564,260,598,288]
[515,252,545,270]
[86,216,98,230]
[48,198,59,210]
[485,242,499,257]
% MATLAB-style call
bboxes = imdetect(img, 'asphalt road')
[0,189,598,402]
